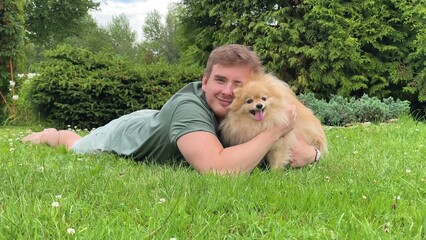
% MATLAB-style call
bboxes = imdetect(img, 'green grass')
[1,116,425,239]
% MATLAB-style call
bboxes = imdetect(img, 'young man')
[22,44,319,173]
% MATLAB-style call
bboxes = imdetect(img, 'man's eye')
[246,99,253,104]
[261,96,267,101]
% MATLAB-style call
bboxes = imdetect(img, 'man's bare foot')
[22,128,60,147]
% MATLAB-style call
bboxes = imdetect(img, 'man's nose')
[222,83,234,95]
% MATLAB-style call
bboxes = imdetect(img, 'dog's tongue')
[255,110,264,121]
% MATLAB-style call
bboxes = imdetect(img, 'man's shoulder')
[168,81,206,107]
[174,81,202,96]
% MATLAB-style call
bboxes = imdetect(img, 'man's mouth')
[218,98,232,107]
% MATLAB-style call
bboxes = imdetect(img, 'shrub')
[299,93,411,126]
[20,44,410,128]
[22,45,203,129]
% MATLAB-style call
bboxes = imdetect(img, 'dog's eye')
[246,99,253,104]
[261,96,267,101]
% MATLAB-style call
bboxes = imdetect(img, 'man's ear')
[201,74,208,91]
[202,74,208,85]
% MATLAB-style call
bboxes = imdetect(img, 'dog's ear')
[233,87,242,96]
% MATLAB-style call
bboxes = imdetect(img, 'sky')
[89,0,178,41]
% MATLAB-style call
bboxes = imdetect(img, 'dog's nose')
[256,103,263,109]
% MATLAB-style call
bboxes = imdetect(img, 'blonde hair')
[205,44,263,77]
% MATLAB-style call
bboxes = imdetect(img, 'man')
[22,44,319,173]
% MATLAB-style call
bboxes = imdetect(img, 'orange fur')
[219,73,328,169]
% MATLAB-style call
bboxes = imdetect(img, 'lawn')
[0,116,425,239]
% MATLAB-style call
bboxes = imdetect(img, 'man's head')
[204,44,263,79]
[202,44,263,121]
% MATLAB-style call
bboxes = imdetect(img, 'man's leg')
[22,128,82,150]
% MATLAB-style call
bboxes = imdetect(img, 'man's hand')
[275,104,297,139]
[289,134,316,168]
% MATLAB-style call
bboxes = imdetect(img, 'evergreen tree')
[179,0,426,104]
[0,0,25,98]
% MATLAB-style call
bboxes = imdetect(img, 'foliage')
[18,44,410,128]
[1,117,426,238]
[0,0,26,122]
[0,0,25,60]
[142,11,163,55]
[61,15,113,54]
[25,0,99,47]
[106,14,137,58]
[141,4,181,64]
[22,45,203,129]
[23,6,182,70]
[401,0,426,102]
[179,0,426,105]
[25,14,136,71]
[299,93,411,126]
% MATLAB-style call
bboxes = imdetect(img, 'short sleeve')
[169,100,217,145]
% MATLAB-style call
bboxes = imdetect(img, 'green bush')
[21,45,203,129]
[299,93,411,126]
[19,45,411,128]
[6,73,41,126]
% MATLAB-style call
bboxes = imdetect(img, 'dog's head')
[230,79,276,121]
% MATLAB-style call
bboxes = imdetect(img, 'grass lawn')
[1,116,425,239]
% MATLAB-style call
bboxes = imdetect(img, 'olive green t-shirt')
[72,81,219,162]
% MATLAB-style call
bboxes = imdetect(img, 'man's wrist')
[313,147,321,163]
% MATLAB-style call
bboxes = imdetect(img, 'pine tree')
[180,0,426,104]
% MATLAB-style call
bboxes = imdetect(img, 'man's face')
[202,64,252,120]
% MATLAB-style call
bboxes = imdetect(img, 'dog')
[219,73,328,169]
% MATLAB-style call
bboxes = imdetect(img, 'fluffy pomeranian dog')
[219,73,328,169]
